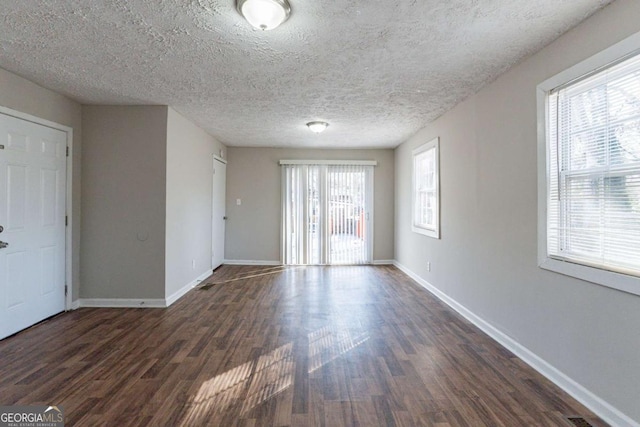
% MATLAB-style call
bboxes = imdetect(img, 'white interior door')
[0,113,67,340]
[212,157,226,269]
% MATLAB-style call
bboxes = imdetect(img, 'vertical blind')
[281,162,373,265]
[547,53,640,276]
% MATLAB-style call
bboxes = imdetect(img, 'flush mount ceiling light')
[237,0,291,31]
[307,121,329,133]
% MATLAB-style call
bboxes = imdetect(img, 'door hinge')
[66,146,69,157]
[65,216,68,226]
[65,285,68,296]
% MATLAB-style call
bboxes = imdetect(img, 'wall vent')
[567,417,593,427]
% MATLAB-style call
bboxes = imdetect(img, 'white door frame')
[0,106,74,311]
[212,155,227,269]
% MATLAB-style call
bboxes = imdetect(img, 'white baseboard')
[69,300,80,310]
[373,259,394,265]
[78,269,215,309]
[165,269,213,307]
[79,298,166,308]
[393,260,638,427]
[223,260,281,266]
[225,259,394,266]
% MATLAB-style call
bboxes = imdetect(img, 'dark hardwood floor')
[0,265,606,426]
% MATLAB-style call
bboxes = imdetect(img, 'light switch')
[236,199,242,206]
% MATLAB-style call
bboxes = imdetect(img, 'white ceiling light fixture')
[307,121,329,133]
[237,0,291,31]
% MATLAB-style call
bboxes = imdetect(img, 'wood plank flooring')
[0,265,607,426]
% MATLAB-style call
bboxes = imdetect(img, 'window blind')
[282,163,373,265]
[547,53,640,276]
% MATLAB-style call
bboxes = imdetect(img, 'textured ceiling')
[0,0,612,148]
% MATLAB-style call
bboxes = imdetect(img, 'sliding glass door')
[282,163,373,265]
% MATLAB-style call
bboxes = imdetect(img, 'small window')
[538,33,640,296]
[412,137,440,238]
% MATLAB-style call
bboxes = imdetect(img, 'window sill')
[412,225,440,239]
[539,257,640,297]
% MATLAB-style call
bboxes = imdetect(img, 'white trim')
[372,259,394,265]
[211,155,227,269]
[79,298,166,308]
[77,269,214,309]
[223,259,282,266]
[0,106,75,310]
[536,30,640,297]
[280,165,286,264]
[166,269,213,307]
[0,106,73,132]
[540,258,640,296]
[393,260,639,427]
[536,85,549,268]
[65,129,73,311]
[279,159,378,166]
[70,300,80,310]
[539,32,640,94]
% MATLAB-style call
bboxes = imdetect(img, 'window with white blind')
[412,138,440,238]
[538,33,640,296]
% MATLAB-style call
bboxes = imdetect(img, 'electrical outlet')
[426,262,431,272]
[236,198,242,206]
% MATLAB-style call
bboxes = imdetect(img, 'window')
[412,138,440,238]
[538,33,640,296]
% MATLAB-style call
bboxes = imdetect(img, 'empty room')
[0,1,639,426]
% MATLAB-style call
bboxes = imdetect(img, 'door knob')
[0,241,8,249]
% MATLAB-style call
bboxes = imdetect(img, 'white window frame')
[412,137,440,238]
[537,31,640,297]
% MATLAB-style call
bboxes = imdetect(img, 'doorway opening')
[281,162,374,265]
[212,156,227,270]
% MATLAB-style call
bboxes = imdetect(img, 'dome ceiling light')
[307,121,329,133]
[236,0,291,31]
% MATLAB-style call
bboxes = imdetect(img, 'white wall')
[0,67,82,302]
[225,147,394,263]
[81,106,167,299]
[165,108,226,298]
[394,1,640,424]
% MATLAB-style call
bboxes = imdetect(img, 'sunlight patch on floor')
[180,324,368,424]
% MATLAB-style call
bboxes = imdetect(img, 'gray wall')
[394,1,640,423]
[0,67,82,302]
[81,106,167,299]
[225,147,394,262]
[165,108,226,297]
